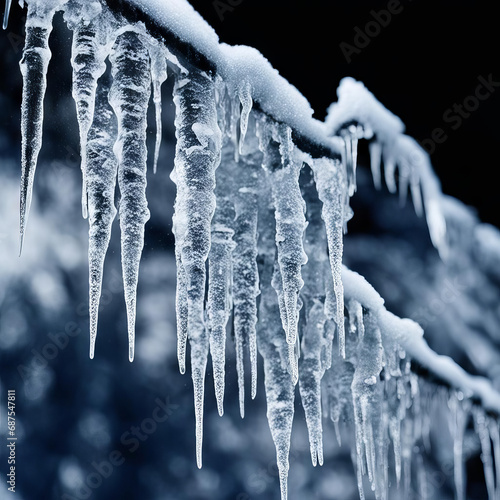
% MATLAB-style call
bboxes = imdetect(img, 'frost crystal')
[12,1,500,499]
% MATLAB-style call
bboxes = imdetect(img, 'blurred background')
[0,1,499,499]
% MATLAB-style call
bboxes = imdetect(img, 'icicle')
[229,96,241,161]
[351,311,384,499]
[416,450,428,500]
[238,80,252,155]
[70,14,108,219]
[298,162,332,466]
[171,70,222,468]
[311,157,347,358]
[263,351,294,500]
[257,191,294,500]
[19,2,58,254]
[473,407,496,500]
[175,250,188,374]
[340,125,359,196]
[398,161,409,207]
[369,141,382,190]
[272,124,307,368]
[149,43,168,174]
[410,172,424,217]
[86,77,118,359]
[449,393,469,500]
[207,145,236,417]
[386,372,407,489]
[383,151,397,194]
[109,31,151,362]
[326,355,354,447]
[390,414,402,486]
[299,300,325,467]
[257,119,307,381]
[3,0,11,30]
[232,114,262,416]
[488,419,500,500]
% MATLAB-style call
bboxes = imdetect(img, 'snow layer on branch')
[326,77,405,141]
[127,0,220,60]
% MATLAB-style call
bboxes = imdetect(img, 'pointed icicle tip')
[3,0,12,30]
[18,231,24,257]
[279,468,288,500]
[217,396,224,417]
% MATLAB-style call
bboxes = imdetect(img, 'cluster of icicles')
[11,1,500,499]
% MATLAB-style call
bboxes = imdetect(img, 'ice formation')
[10,0,500,499]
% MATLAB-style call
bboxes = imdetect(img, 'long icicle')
[172,70,222,468]
[70,14,108,219]
[257,186,295,500]
[232,113,261,416]
[473,407,496,500]
[207,144,235,417]
[450,394,469,500]
[311,157,347,358]
[258,118,307,383]
[109,31,151,362]
[87,75,118,359]
[19,2,58,254]
[298,163,330,467]
[351,310,384,500]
